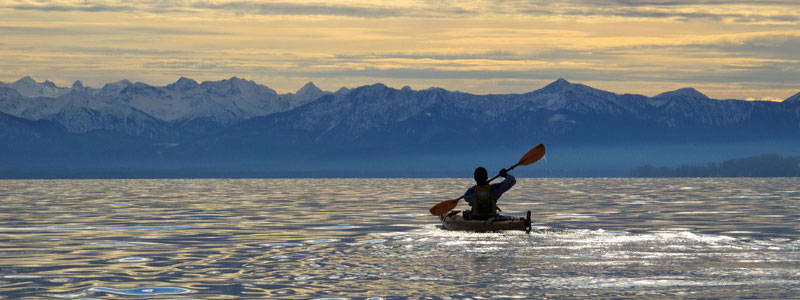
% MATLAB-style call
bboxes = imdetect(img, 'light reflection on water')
[0,178,798,299]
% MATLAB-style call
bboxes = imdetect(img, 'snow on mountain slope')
[648,88,755,126]
[2,76,798,146]
[0,87,24,115]
[115,82,190,122]
[95,80,132,97]
[0,77,71,98]
[43,90,175,137]
[522,78,641,114]
[103,77,307,125]
[270,83,454,137]
[283,82,331,107]
[0,84,173,137]
[1,76,331,136]
[167,77,199,92]
[197,77,281,116]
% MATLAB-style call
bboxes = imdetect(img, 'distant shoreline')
[630,153,800,178]
[3,153,799,180]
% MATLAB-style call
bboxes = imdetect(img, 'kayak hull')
[440,210,531,233]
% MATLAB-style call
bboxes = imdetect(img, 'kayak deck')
[440,210,532,233]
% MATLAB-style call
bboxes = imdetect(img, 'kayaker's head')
[474,167,488,186]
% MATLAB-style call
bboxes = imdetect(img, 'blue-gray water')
[0,178,798,299]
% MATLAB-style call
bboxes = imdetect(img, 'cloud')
[710,33,800,59]
[11,3,136,12]
[142,61,224,70]
[6,0,799,24]
[535,30,800,59]
[580,0,799,6]
[2,0,798,99]
[575,8,799,24]
[190,1,407,18]
[64,46,190,56]
[0,24,222,37]
[116,26,225,36]
[0,25,88,35]
[333,50,523,62]
[4,0,416,18]
[497,1,800,24]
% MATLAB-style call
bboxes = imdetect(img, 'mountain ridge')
[1,76,798,177]
[8,75,799,101]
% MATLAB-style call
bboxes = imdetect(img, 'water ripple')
[89,287,191,295]
[0,178,797,299]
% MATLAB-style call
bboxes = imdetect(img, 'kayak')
[440,210,532,233]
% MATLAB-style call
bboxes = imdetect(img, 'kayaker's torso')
[463,174,516,218]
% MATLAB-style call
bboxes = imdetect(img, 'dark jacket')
[463,174,516,206]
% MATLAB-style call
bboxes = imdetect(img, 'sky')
[1,0,799,101]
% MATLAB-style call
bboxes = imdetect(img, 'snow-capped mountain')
[0,76,72,98]
[0,76,336,137]
[645,88,756,127]
[209,78,799,157]
[107,77,282,126]
[1,76,799,177]
[284,81,331,105]
[96,80,132,97]
[0,87,24,115]
[50,90,176,138]
[521,78,642,114]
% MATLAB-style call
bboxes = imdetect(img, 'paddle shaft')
[486,163,521,184]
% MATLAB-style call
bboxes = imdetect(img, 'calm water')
[0,178,799,299]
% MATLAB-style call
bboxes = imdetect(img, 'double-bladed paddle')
[428,144,546,216]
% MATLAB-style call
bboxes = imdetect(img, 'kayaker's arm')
[463,187,476,206]
[491,174,516,200]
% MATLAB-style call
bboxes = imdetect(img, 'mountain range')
[1,76,799,178]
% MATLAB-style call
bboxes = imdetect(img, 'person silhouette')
[462,167,515,220]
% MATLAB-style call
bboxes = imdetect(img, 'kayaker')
[463,167,516,220]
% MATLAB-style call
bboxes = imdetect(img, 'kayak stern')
[440,210,532,233]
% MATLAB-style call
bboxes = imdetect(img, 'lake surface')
[0,178,798,299]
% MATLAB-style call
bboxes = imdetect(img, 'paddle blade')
[517,144,546,166]
[429,198,460,216]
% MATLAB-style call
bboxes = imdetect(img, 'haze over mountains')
[1,76,799,178]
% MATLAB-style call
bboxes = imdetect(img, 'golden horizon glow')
[1,0,799,100]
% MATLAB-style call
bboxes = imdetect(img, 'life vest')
[471,184,497,219]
